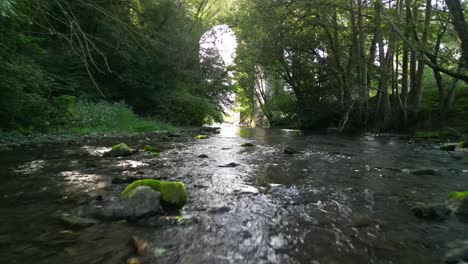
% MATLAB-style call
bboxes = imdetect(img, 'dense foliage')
[1,0,467,133]
[233,0,468,132]
[0,0,233,132]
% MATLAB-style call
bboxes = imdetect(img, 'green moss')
[241,142,255,147]
[195,134,209,139]
[151,151,159,157]
[459,141,467,148]
[448,191,468,201]
[144,145,157,152]
[414,129,461,139]
[121,179,187,206]
[107,143,134,157]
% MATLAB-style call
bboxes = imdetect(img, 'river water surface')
[1,128,467,264]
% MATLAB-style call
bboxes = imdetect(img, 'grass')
[0,100,175,143]
[56,100,175,135]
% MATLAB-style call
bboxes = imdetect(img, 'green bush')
[57,100,174,134]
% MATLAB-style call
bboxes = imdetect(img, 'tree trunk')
[446,0,468,68]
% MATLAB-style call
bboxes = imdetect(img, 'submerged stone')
[122,179,187,207]
[218,162,240,168]
[58,212,99,228]
[241,142,255,147]
[441,144,457,151]
[410,203,451,221]
[445,245,468,264]
[284,147,300,154]
[410,169,439,175]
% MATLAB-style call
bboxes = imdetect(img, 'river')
[0,127,467,263]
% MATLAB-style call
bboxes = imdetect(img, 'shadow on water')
[0,127,467,263]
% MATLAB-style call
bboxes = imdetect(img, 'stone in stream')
[445,244,468,264]
[241,142,255,147]
[410,168,439,175]
[198,154,209,158]
[57,212,99,228]
[440,144,457,151]
[218,162,240,168]
[284,146,300,154]
[121,179,187,207]
[447,191,468,216]
[410,203,451,221]
[79,186,162,220]
[104,143,136,157]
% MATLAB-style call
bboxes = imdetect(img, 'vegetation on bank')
[0,97,174,137]
[1,0,467,135]
[0,0,232,136]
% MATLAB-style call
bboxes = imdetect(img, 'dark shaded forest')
[1,0,467,135]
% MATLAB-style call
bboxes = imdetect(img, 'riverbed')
[0,127,467,263]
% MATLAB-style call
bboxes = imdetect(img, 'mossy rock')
[144,145,158,152]
[106,143,135,157]
[195,135,209,139]
[448,191,468,201]
[459,142,467,148]
[440,144,457,151]
[151,152,159,157]
[241,143,255,147]
[122,179,187,207]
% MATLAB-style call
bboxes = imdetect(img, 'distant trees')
[233,0,468,131]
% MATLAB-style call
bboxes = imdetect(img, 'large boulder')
[81,186,162,220]
[121,179,187,207]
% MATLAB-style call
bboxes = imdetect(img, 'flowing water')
[0,128,467,264]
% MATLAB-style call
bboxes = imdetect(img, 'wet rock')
[218,162,240,168]
[446,192,468,215]
[459,142,467,149]
[410,203,451,221]
[86,186,162,220]
[445,244,468,264]
[200,126,220,133]
[455,199,468,216]
[104,143,136,157]
[284,147,300,154]
[241,142,255,147]
[441,144,457,151]
[410,169,439,175]
[198,154,209,158]
[58,212,99,228]
[121,179,187,207]
[209,206,231,214]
